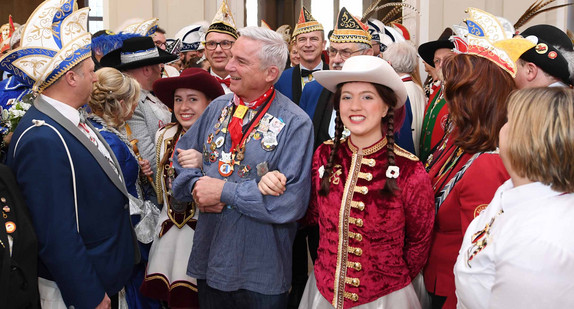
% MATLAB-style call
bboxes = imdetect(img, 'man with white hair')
[383,42,426,156]
[172,27,313,309]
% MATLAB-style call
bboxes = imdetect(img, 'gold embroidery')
[344,292,359,302]
[345,277,360,287]
[329,164,343,185]
[348,246,363,256]
[349,217,363,227]
[393,144,420,161]
[346,260,362,271]
[350,201,365,211]
[349,231,363,242]
[361,158,376,167]
[353,186,368,195]
[358,172,373,181]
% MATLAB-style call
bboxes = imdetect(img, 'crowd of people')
[0,0,573,308]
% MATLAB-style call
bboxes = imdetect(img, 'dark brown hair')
[442,54,516,153]
[319,82,400,196]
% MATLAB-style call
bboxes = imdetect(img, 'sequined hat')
[207,0,238,39]
[175,24,206,52]
[0,0,92,93]
[449,8,518,77]
[292,7,324,39]
[330,7,372,47]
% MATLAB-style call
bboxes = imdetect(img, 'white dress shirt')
[454,179,574,309]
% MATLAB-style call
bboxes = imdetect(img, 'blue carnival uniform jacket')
[6,98,138,308]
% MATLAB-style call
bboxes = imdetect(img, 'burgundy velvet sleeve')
[302,143,330,226]
[401,161,435,279]
[452,153,509,234]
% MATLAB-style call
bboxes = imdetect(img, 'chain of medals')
[204,95,280,178]
[465,209,504,267]
[1,196,14,254]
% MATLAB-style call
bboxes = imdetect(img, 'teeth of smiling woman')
[350,116,365,121]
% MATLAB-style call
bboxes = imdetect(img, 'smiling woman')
[297,55,434,309]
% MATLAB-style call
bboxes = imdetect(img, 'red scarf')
[228,86,275,152]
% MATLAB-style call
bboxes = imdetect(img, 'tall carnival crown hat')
[0,0,91,93]
[448,8,517,77]
[292,7,324,39]
[175,24,206,52]
[330,7,372,47]
[121,18,159,37]
[206,0,238,39]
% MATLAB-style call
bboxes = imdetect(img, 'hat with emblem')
[175,24,206,52]
[330,7,372,47]
[0,0,92,92]
[292,7,324,39]
[207,0,238,39]
[100,36,177,71]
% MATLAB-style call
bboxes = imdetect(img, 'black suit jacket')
[0,164,39,308]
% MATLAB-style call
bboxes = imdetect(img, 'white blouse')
[454,179,574,309]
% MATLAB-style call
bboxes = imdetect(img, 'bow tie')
[216,77,231,87]
[301,69,318,78]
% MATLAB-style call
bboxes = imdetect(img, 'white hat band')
[120,47,159,64]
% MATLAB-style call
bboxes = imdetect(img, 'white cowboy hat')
[313,55,407,108]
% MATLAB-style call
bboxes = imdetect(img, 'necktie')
[301,69,318,78]
[215,77,231,87]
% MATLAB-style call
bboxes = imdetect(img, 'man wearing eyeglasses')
[275,7,327,106]
[203,5,238,94]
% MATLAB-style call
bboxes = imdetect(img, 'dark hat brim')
[100,47,177,71]
[152,68,225,110]
[418,40,455,68]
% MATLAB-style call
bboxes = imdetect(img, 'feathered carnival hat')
[206,0,238,39]
[0,0,91,93]
[448,8,518,77]
[121,18,159,37]
[330,7,372,47]
[292,7,324,39]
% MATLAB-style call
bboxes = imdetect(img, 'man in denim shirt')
[172,27,314,309]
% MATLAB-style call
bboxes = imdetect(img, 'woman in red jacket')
[422,53,515,308]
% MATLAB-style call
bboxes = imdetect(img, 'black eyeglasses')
[203,40,235,50]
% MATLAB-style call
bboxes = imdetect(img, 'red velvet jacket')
[304,138,435,308]
[423,142,509,308]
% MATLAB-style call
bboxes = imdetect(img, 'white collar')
[41,94,81,126]
[300,61,323,71]
[500,179,564,212]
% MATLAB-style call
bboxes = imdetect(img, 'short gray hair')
[238,26,288,83]
[383,42,418,74]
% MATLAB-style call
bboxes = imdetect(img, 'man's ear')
[64,70,77,87]
[525,62,538,82]
[265,66,279,83]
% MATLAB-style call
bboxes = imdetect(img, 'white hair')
[382,41,418,74]
[238,26,288,83]
[557,46,574,84]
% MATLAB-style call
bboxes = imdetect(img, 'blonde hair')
[505,87,574,192]
[89,67,141,128]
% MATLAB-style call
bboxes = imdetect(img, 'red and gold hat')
[292,7,323,39]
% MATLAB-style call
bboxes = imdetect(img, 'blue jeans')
[197,279,288,309]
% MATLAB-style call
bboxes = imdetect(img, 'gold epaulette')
[324,139,335,145]
[393,145,419,161]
